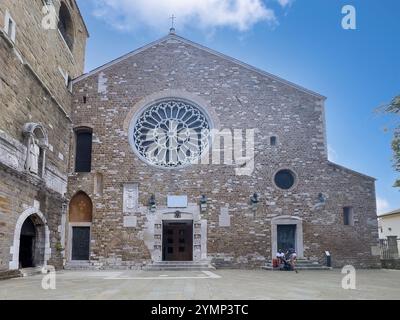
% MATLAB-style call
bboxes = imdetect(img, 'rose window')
[132,100,211,168]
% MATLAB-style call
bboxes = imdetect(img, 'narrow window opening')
[343,207,354,226]
[67,76,73,92]
[270,136,277,146]
[4,11,16,42]
[75,128,93,173]
[8,19,13,37]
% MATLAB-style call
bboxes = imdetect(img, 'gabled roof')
[379,209,400,218]
[327,161,376,181]
[72,33,326,100]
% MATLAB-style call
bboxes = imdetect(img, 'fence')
[379,238,400,260]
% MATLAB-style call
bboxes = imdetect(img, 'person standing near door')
[288,248,298,273]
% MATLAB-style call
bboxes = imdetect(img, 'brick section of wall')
[69,36,380,269]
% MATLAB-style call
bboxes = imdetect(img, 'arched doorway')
[68,192,92,261]
[19,217,36,268]
[9,208,50,270]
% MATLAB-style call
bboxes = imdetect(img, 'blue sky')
[76,0,400,214]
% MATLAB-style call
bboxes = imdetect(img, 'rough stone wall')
[69,36,380,269]
[0,163,65,271]
[0,0,87,272]
[0,40,70,173]
[0,0,87,114]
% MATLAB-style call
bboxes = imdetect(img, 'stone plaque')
[123,184,138,213]
[219,206,231,227]
[123,216,137,228]
[167,195,188,208]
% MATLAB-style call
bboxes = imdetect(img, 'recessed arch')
[23,123,48,177]
[22,123,48,148]
[68,191,92,262]
[69,191,93,223]
[9,207,50,270]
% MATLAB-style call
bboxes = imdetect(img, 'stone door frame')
[9,207,51,270]
[145,205,207,262]
[68,222,92,262]
[271,215,304,259]
[162,220,194,262]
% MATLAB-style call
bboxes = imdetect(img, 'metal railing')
[380,238,400,260]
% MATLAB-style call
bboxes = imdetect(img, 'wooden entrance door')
[72,227,90,260]
[163,221,193,261]
[277,224,296,253]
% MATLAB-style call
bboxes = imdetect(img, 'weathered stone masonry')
[0,0,88,273]
[68,35,380,269]
[0,0,380,273]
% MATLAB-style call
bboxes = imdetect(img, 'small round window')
[274,169,296,190]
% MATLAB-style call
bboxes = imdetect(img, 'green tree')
[385,95,400,188]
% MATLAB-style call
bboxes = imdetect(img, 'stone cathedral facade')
[0,1,380,277]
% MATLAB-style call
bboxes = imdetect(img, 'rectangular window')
[75,129,93,172]
[270,136,277,146]
[343,207,354,226]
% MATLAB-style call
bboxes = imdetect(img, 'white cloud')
[277,0,293,7]
[91,0,278,32]
[377,197,390,215]
[327,145,338,162]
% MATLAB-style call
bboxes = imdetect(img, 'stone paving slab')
[0,269,399,300]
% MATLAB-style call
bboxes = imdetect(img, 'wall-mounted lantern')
[200,195,208,212]
[149,194,156,212]
[250,193,260,212]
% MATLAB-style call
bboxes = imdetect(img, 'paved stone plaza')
[0,269,399,300]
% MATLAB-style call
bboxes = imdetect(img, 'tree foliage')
[386,95,400,188]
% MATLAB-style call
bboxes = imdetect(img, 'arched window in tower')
[23,123,48,177]
[58,2,74,50]
[74,127,93,173]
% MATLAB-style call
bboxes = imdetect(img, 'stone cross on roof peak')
[169,14,176,34]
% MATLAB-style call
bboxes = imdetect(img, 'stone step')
[0,270,22,281]
[20,267,43,277]
[151,261,211,265]
[145,266,214,271]
[144,261,215,271]
[64,262,98,270]
[262,265,331,271]
[263,259,331,271]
